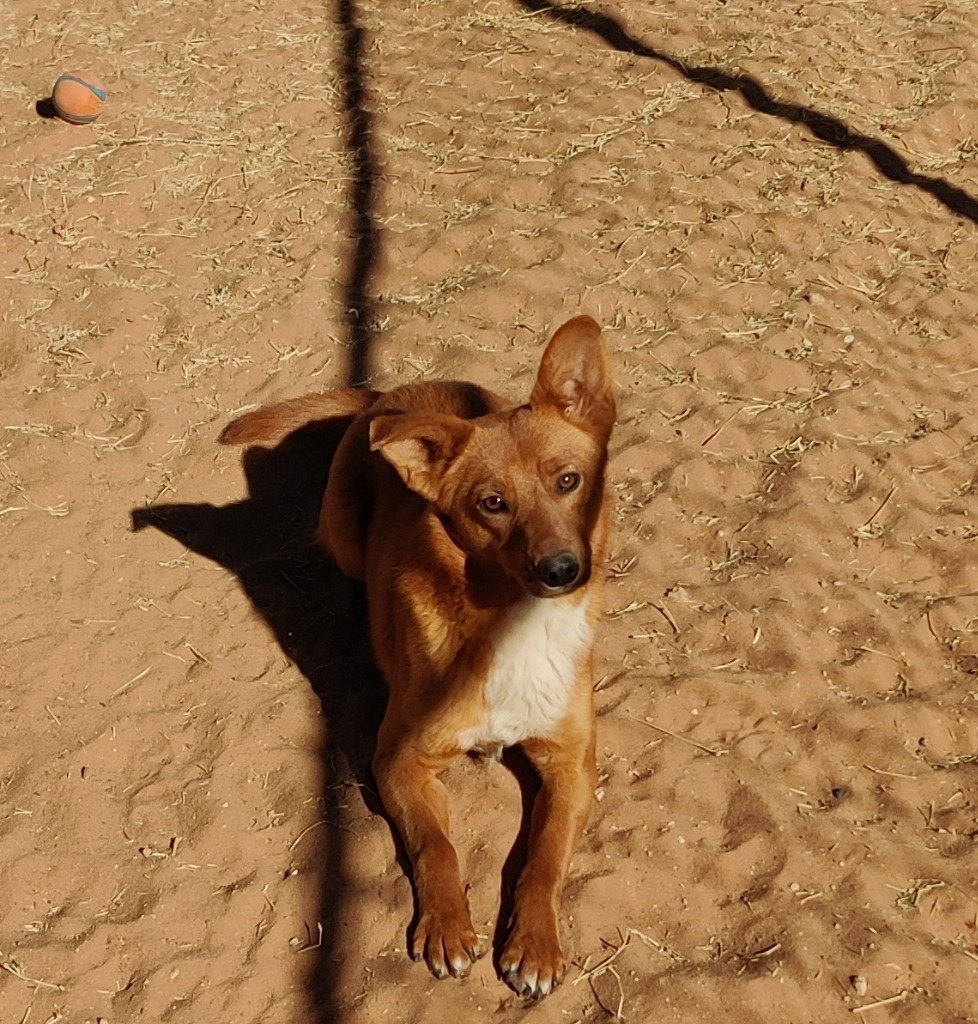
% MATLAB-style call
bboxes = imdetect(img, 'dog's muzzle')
[535,551,582,593]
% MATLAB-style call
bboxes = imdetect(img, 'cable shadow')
[130,419,386,1023]
[337,0,381,386]
[516,0,978,224]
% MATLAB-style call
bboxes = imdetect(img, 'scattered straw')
[633,717,729,758]
[851,988,914,1014]
[1,959,65,992]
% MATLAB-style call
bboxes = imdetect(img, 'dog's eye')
[479,495,508,514]
[556,472,581,494]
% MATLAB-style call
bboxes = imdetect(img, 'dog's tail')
[219,388,381,445]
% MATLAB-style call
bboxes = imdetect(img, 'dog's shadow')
[131,420,387,1016]
[130,419,543,1013]
[131,419,382,732]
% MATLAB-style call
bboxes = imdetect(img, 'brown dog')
[221,316,615,997]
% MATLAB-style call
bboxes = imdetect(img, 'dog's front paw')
[499,920,565,999]
[411,902,487,980]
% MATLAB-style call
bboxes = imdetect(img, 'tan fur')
[219,388,379,444]
[221,316,615,997]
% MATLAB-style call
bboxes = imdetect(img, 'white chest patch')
[458,596,592,753]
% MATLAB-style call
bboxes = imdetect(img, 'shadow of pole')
[515,0,978,225]
[337,0,381,386]
[130,421,385,1024]
[131,9,383,1012]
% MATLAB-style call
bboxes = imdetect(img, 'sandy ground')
[3,1,978,1021]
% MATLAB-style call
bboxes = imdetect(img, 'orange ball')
[52,71,107,125]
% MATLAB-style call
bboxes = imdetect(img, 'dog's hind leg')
[318,417,374,580]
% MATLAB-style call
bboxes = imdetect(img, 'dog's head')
[369,316,615,598]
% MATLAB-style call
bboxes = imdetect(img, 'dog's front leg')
[373,724,486,980]
[499,729,596,998]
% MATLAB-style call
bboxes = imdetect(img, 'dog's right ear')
[369,413,473,502]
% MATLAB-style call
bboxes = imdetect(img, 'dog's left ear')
[370,412,473,502]
[530,315,616,444]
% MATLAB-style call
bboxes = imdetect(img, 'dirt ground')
[3,1,978,1021]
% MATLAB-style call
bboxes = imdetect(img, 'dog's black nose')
[536,551,581,591]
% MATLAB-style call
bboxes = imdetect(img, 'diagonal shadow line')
[516,0,978,225]
[337,0,381,386]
